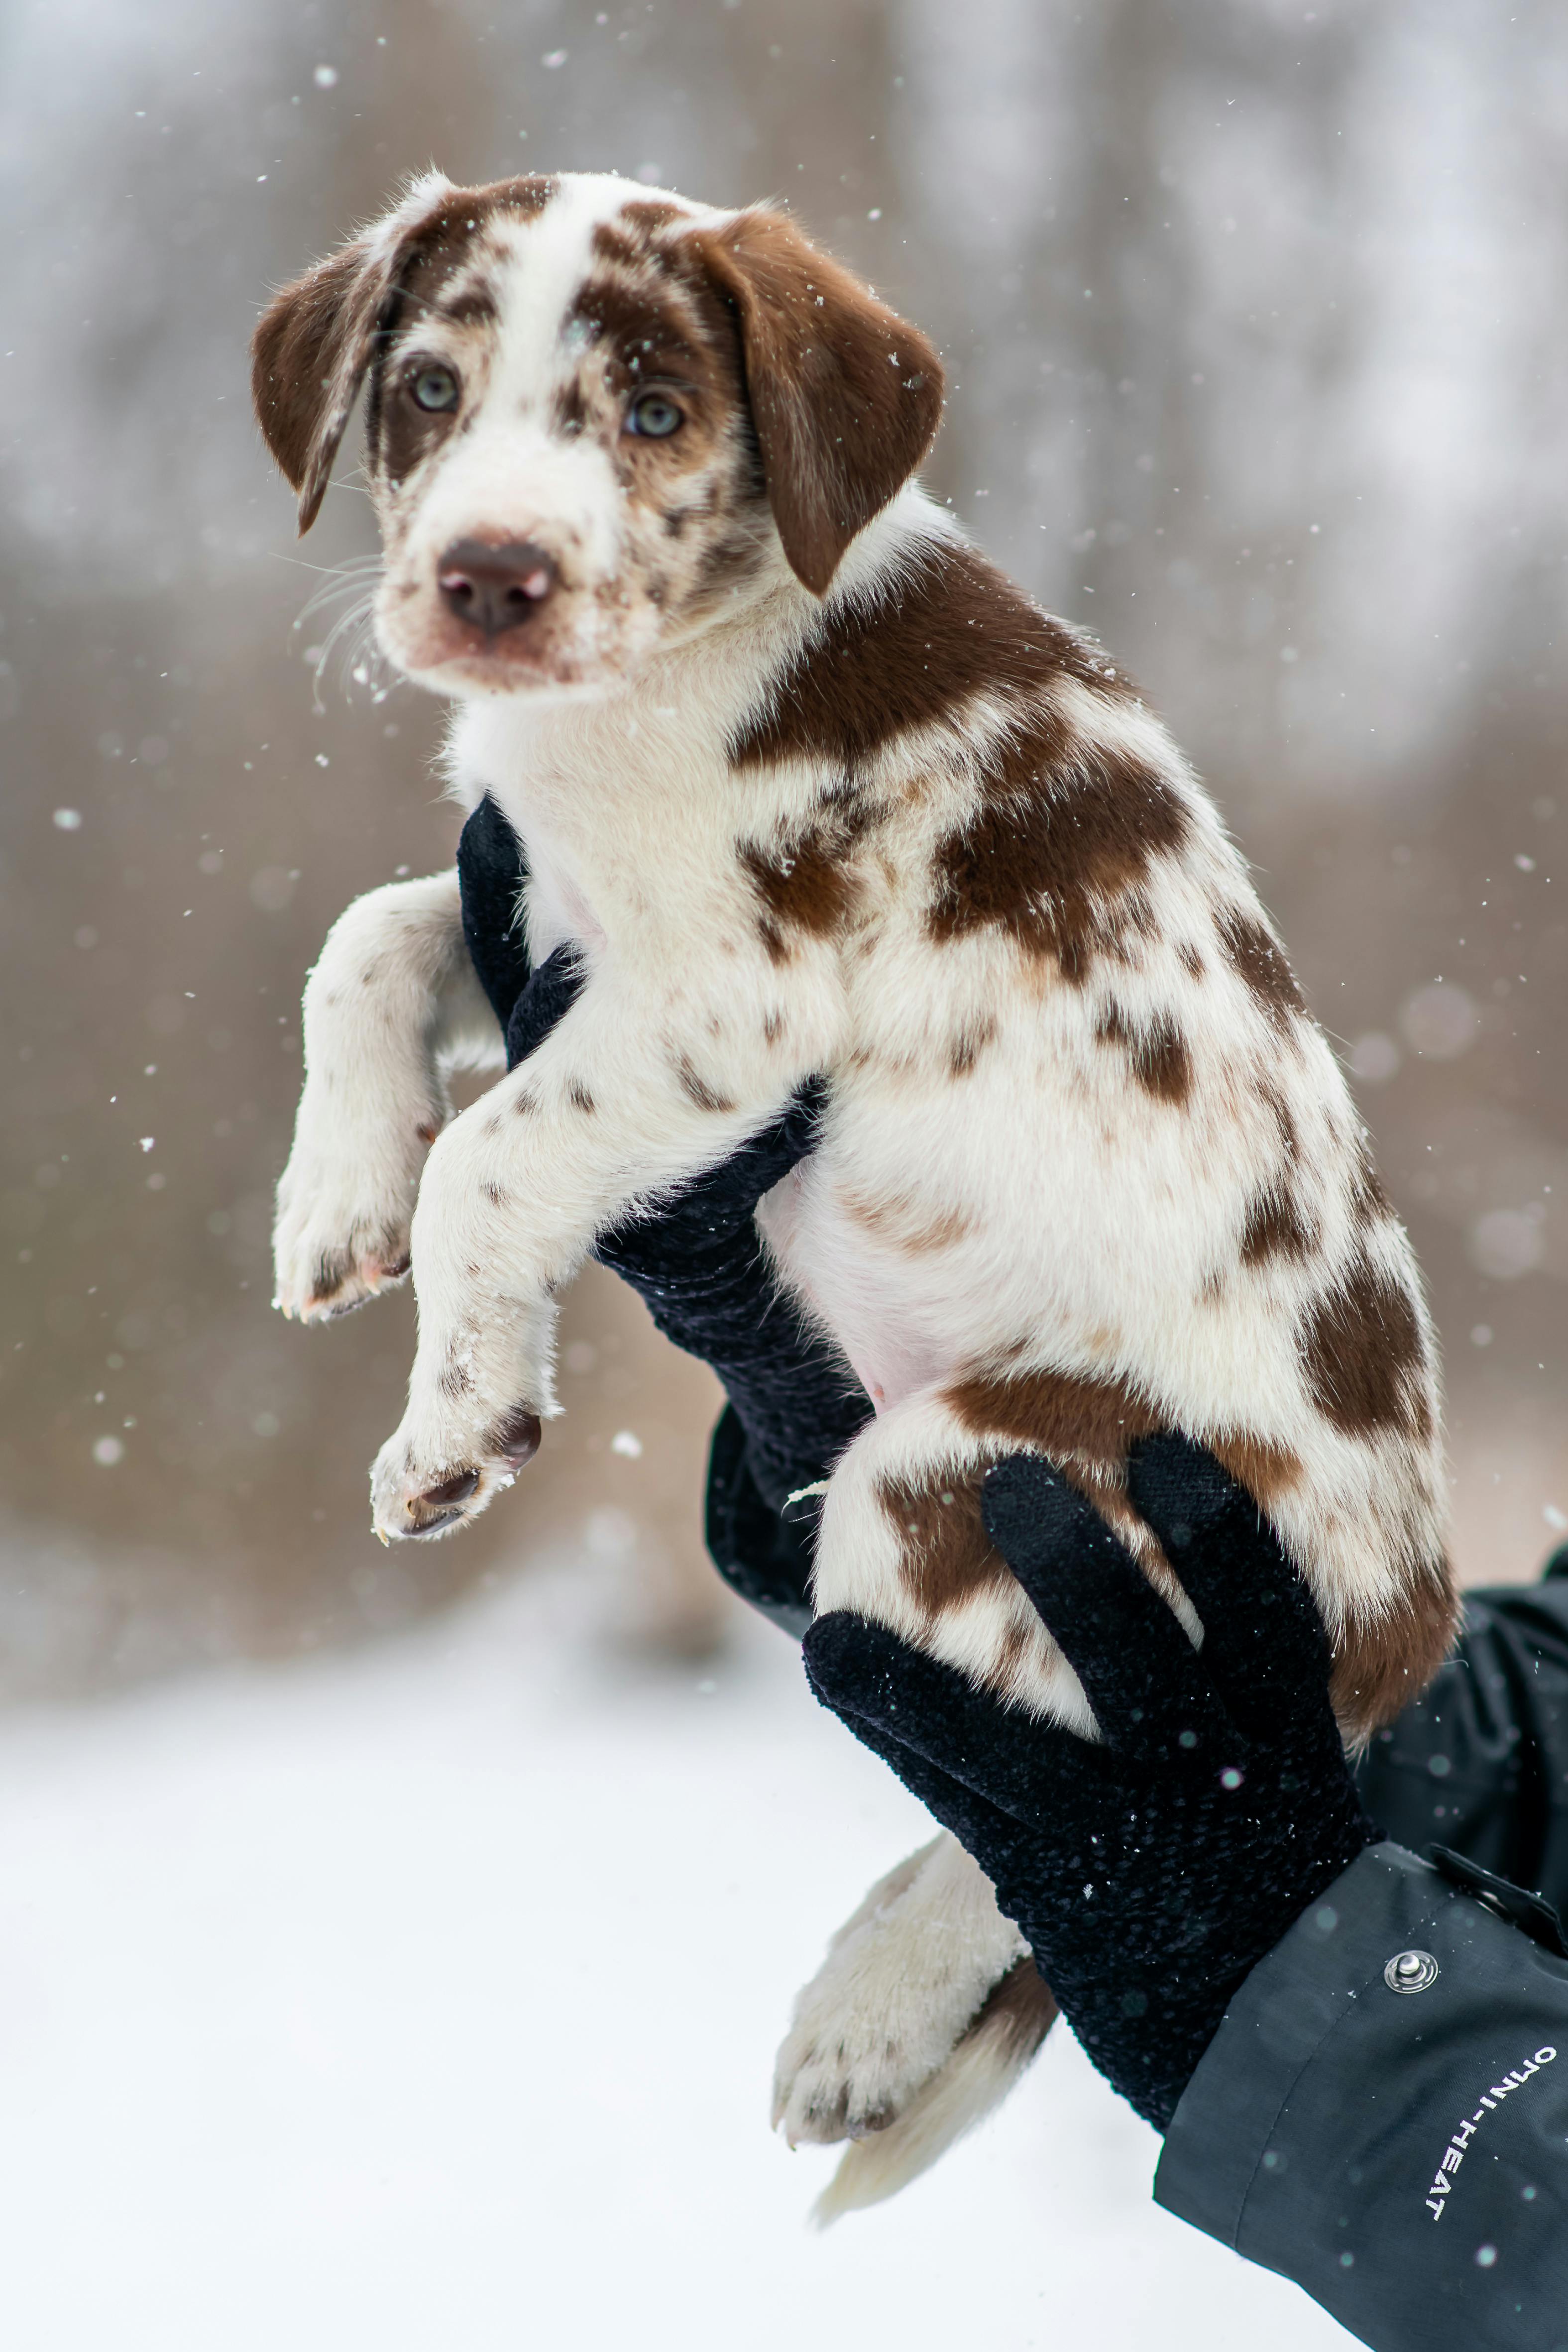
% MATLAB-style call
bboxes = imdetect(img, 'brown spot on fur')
[694,520,771,601]
[467,175,556,224]
[1177,941,1204,979]
[1257,1081,1301,1166]
[878,1465,1012,1615]
[571,267,706,379]
[1299,1247,1430,1438]
[730,540,1127,775]
[415,1121,440,1146]
[589,220,652,273]
[1238,1185,1317,1266]
[1097,1003,1192,1103]
[567,1080,596,1114]
[762,1008,785,1045]
[741,816,865,943]
[438,1352,475,1401]
[994,1613,1032,1683]
[1330,1559,1458,1742]
[1133,1019,1191,1104]
[946,1364,1161,1482]
[841,1184,973,1253]
[481,1181,510,1209]
[928,707,1189,983]
[959,1958,1058,2068]
[949,1014,998,1076]
[437,278,499,329]
[553,378,590,437]
[1205,1432,1304,1511]
[1349,1137,1393,1224]
[1217,904,1307,1026]
[614,198,687,241]
[676,1057,734,1114]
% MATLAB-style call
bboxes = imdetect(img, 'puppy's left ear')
[251,174,456,533]
[693,211,943,595]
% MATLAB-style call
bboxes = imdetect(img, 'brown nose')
[436,539,558,637]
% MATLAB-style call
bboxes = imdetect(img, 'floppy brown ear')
[251,177,457,534]
[692,211,944,595]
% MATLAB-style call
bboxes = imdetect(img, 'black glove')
[456,797,872,1540]
[803,1436,1381,2130]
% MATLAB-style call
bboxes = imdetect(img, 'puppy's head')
[251,170,943,697]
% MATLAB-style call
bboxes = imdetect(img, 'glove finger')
[777,1074,829,1160]
[1125,1435,1333,1727]
[980,1455,1228,1757]
[804,1635,1029,1878]
[505,941,585,1067]
[608,1080,826,1255]
[803,1610,1096,1828]
[700,1090,820,1207]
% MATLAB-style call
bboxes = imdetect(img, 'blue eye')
[626,392,682,439]
[410,364,459,413]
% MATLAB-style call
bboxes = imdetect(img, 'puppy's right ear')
[251,175,455,534]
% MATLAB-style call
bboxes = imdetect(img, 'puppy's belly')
[756,1162,956,1413]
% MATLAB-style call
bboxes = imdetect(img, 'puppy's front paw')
[772,1834,1028,2148]
[272,1114,437,1324]
[370,1399,543,1542]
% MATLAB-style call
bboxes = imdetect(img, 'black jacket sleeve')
[1356,1563,1568,1918]
[1155,1840,1568,2349]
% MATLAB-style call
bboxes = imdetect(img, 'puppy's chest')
[455,695,758,955]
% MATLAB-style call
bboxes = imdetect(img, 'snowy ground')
[0,1552,1353,2351]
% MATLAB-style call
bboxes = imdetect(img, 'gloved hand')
[456,796,872,1547]
[803,1436,1382,2129]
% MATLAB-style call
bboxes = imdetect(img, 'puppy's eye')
[410,364,460,414]
[625,392,683,440]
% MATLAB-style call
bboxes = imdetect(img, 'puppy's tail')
[810,1961,1057,2228]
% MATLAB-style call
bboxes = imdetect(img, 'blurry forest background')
[4,0,1568,1697]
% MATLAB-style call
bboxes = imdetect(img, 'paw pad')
[403,1467,479,1537]
[491,1407,542,1468]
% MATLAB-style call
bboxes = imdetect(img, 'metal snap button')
[1384,1948,1441,1994]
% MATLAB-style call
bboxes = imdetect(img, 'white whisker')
[284,553,394,712]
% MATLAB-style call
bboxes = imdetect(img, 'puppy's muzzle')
[436,539,558,639]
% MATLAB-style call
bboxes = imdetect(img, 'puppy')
[254,171,1456,2216]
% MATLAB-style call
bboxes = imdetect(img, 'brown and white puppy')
[254,170,1456,2217]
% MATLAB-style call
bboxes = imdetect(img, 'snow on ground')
[0,1552,1353,2351]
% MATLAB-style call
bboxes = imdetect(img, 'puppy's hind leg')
[785,1395,1074,2219]
[774,1830,1029,2150]
[773,1829,1056,2226]
[818,1959,1056,2225]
